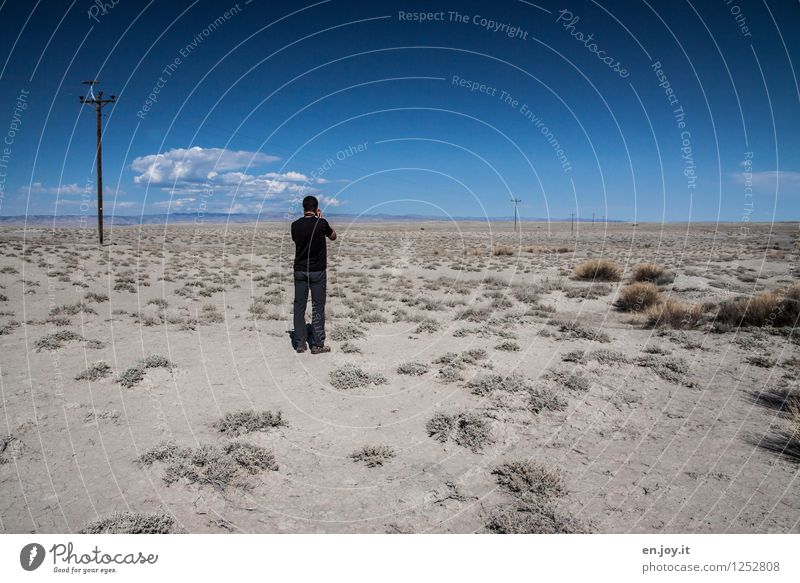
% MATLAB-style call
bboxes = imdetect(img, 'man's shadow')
[287,323,315,350]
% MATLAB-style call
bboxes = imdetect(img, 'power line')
[79,81,116,245]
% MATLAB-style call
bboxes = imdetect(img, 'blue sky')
[0,0,798,221]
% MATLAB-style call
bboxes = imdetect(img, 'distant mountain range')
[0,212,626,226]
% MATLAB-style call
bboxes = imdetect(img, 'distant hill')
[0,212,626,226]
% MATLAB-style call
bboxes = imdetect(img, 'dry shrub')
[631,263,674,284]
[350,445,395,467]
[426,410,493,452]
[573,258,622,282]
[79,511,186,534]
[645,300,704,329]
[716,284,800,328]
[214,409,285,436]
[486,499,590,534]
[493,245,514,256]
[615,282,661,312]
[492,461,566,499]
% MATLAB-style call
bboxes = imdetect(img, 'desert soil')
[1,220,798,533]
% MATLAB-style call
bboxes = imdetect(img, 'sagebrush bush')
[426,410,493,451]
[492,461,566,499]
[79,511,186,534]
[138,440,277,490]
[615,282,661,312]
[350,445,395,467]
[329,321,366,341]
[486,499,590,534]
[75,361,112,381]
[329,364,387,390]
[214,409,285,436]
[397,361,429,376]
[573,258,622,282]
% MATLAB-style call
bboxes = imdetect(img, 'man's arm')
[321,215,336,240]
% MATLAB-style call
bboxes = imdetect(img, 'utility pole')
[511,198,522,232]
[79,81,116,245]
[569,212,575,234]
[592,212,595,224]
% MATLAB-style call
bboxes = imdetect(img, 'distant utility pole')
[79,81,116,245]
[569,212,575,234]
[592,212,595,224]
[511,198,522,231]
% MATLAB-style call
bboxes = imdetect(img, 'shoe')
[296,346,307,353]
[310,345,331,354]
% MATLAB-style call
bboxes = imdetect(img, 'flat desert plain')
[1,220,799,533]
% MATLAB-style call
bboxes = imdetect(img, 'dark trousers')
[293,270,326,347]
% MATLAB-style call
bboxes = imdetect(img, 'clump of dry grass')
[645,300,704,329]
[329,364,387,390]
[495,340,520,351]
[493,244,514,256]
[615,282,661,312]
[492,460,566,499]
[79,511,186,534]
[75,361,112,381]
[426,410,493,451]
[350,445,395,467]
[214,409,285,436]
[716,284,800,329]
[573,258,622,282]
[138,440,277,490]
[631,263,674,285]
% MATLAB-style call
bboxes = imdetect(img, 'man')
[291,195,337,354]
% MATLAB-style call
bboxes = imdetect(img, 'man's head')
[302,195,319,214]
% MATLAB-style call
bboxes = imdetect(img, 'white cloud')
[152,197,196,210]
[29,182,85,195]
[21,182,122,196]
[131,146,280,185]
[734,170,800,191]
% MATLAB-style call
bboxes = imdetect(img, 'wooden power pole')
[79,81,116,245]
[511,198,521,231]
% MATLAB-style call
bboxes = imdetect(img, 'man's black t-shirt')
[291,215,333,272]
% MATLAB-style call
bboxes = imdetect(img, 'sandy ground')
[1,220,799,533]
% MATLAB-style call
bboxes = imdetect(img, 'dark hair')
[302,195,319,212]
